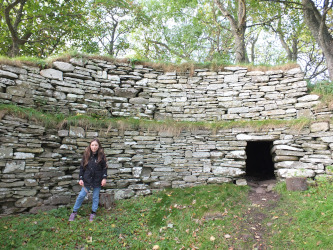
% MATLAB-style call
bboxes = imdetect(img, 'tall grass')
[309,80,333,109]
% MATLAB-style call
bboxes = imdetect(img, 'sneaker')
[69,212,77,221]
[89,213,96,222]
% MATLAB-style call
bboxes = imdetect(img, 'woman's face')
[90,141,99,153]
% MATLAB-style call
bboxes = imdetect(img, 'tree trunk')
[302,0,333,80]
[4,0,28,57]
[325,54,333,81]
[235,29,246,63]
[249,31,260,64]
[278,32,293,61]
[291,37,298,61]
[214,0,247,63]
[235,0,247,63]
[8,39,20,57]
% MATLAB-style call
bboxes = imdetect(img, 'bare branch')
[259,0,302,6]
[246,15,279,28]
[149,40,189,60]
[214,0,237,30]
[238,0,246,29]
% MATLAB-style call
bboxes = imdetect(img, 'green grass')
[0,184,249,249]
[309,81,333,109]
[270,177,333,249]
[308,80,333,95]
[1,179,332,249]
[0,52,300,73]
[0,55,48,68]
[0,103,315,132]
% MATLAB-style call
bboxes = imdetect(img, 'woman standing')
[69,138,107,222]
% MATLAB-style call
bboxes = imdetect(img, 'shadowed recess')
[246,141,275,180]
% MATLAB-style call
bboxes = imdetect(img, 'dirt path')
[234,178,280,249]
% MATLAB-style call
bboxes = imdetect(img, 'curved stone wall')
[0,114,333,215]
[1,58,333,215]
[0,58,329,121]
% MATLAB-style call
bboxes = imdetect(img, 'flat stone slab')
[286,177,307,191]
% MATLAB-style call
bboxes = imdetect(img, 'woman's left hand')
[101,179,106,186]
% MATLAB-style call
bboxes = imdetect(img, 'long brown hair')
[82,139,106,168]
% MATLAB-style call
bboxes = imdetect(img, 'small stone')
[40,68,63,80]
[0,148,13,159]
[310,122,329,132]
[0,69,18,79]
[53,61,75,72]
[15,197,42,208]
[69,126,85,138]
[256,187,266,194]
[236,179,247,186]
[286,177,308,191]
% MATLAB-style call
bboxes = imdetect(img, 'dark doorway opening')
[246,141,275,180]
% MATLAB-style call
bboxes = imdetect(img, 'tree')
[87,0,147,57]
[0,0,89,57]
[214,0,281,64]
[131,0,233,63]
[301,0,333,81]
[132,0,203,62]
[269,5,328,80]
[214,0,247,63]
[265,4,303,62]
[203,1,234,63]
[247,29,261,63]
[299,42,328,80]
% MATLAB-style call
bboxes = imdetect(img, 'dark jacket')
[79,153,107,188]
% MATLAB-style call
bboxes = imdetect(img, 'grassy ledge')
[0,103,320,133]
[0,52,300,73]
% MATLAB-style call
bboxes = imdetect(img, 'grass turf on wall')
[0,103,315,132]
[0,53,300,74]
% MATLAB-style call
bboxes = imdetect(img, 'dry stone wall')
[0,58,330,121]
[0,114,333,215]
[1,57,333,215]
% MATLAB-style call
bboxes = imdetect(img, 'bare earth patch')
[230,178,280,249]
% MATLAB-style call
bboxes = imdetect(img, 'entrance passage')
[246,141,275,180]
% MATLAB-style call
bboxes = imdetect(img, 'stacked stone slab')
[0,59,329,121]
[1,57,333,215]
[0,115,332,215]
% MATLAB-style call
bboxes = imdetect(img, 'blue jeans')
[73,186,101,213]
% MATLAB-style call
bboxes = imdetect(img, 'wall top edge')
[0,56,301,74]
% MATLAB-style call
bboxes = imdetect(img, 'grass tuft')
[0,104,315,132]
[0,104,64,128]
[0,56,47,68]
[1,53,301,73]
[241,62,300,72]
[309,80,333,109]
